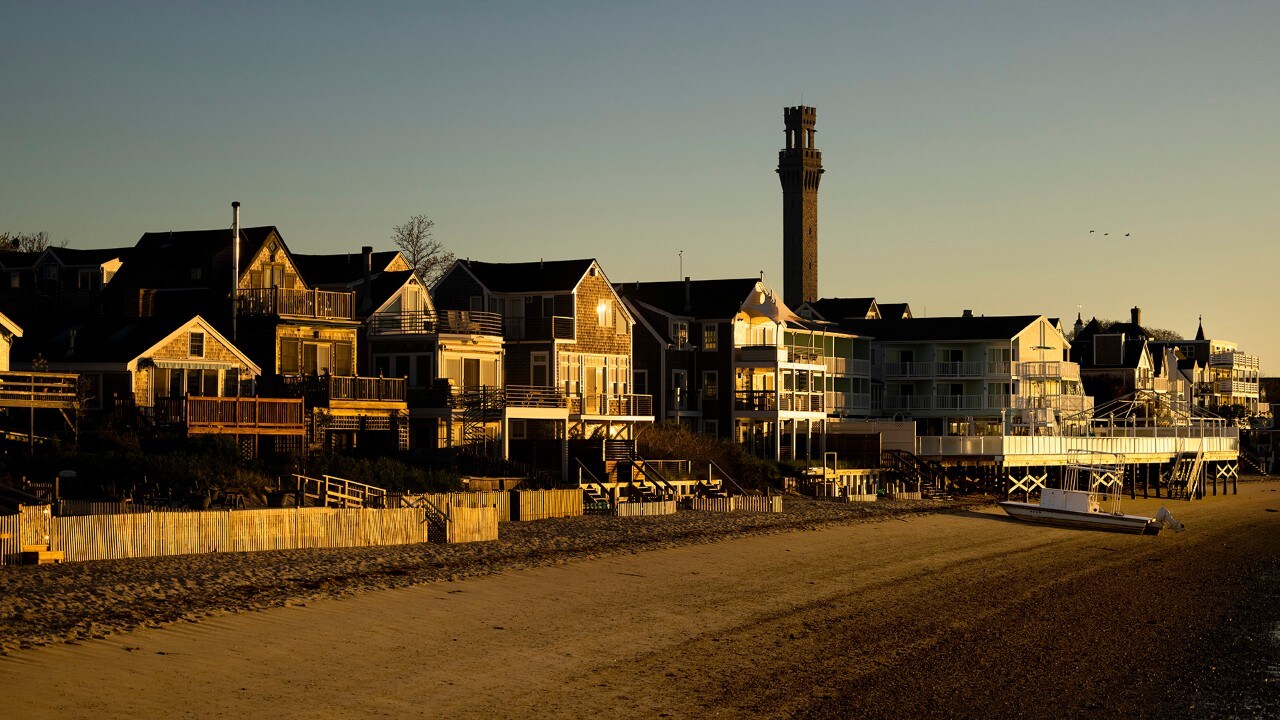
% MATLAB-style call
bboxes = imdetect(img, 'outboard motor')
[1154,506,1185,533]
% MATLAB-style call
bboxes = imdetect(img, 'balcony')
[184,397,305,433]
[571,393,654,417]
[883,361,1017,379]
[504,385,568,409]
[238,288,354,320]
[1216,379,1260,397]
[0,371,79,410]
[1018,361,1081,382]
[278,375,406,407]
[368,310,502,337]
[1210,352,1260,371]
[827,392,872,413]
[504,316,575,341]
[823,357,871,376]
[779,393,825,412]
[933,361,986,378]
[1012,394,1094,414]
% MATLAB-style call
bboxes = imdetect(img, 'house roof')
[132,226,277,277]
[0,251,42,269]
[11,315,258,373]
[877,303,912,320]
[13,316,194,365]
[616,278,762,320]
[804,297,877,322]
[45,247,132,266]
[456,258,596,293]
[0,310,21,337]
[292,251,403,287]
[838,315,1041,342]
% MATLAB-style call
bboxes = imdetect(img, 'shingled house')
[433,259,653,475]
[1069,309,1158,407]
[102,225,407,451]
[295,248,506,451]
[617,277,872,459]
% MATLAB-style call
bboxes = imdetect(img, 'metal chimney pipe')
[232,202,241,342]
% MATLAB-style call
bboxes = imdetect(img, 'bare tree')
[0,231,61,252]
[391,214,455,287]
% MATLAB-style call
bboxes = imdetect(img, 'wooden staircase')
[1169,448,1206,500]
[290,474,388,509]
[881,449,947,498]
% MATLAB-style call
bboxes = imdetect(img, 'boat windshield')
[1063,450,1125,514]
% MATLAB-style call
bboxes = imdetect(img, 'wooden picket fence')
[614,500,677,518]
[510,489,583,522]
[689,495,783,513]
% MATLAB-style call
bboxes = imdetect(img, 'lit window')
[597,300,613,327]
[702,324,718,351]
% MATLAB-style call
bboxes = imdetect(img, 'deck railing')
[571,393,653,417]
[504,385,568,408]
[0,371,80,409]
[368,310,503,336]
[503,316,575,341]
[237,288,354,320]
[1215,379,1260,396]
[278,375,406,405]
[1018,361,1081,381]
[186,397,305,429]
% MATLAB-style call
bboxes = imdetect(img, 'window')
[702,324,718,351]
[9,272,19,289]
[463,358,481,389]
[702,371,718,400]
[531,352,550,386]
[189,332,205,358]
[509,420,527,440]
[672,321,689,350]
[223,368,240,397]
[374,355,392,377]
[597,300,613,327]
[634,369,648,396]
[414,354,433,388]
[190,267,203,281]
[280,338,300,374]
[703,419,718,437]
[334,343,354,376]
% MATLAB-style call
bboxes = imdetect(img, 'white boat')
[999,452,1183,536]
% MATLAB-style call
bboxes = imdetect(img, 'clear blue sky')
[3,1,1277,367]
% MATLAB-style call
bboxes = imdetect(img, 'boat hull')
[998,501,1160,535]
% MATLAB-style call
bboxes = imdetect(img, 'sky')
[3,1,1277,368]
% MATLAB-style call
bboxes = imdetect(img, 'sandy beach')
[1,484,1277,719]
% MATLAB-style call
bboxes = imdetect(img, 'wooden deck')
[0,371,79,410]
[184,397,306,436]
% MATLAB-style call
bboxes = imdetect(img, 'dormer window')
[189,331,205,358]
[672,321,689,349]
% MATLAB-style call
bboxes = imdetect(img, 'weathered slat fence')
[510,489,583,522]
[689,495,783,513]
[0,506,498,565]
[614,500,677,517]
[0,513,22,565]
[447,506,498,543]
[389,491,511,522]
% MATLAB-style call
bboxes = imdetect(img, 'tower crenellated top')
[783,106,818,150]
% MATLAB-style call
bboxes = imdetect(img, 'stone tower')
[777,105,824,308]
